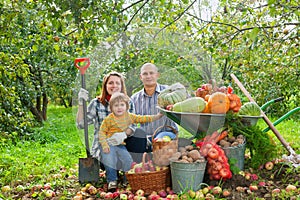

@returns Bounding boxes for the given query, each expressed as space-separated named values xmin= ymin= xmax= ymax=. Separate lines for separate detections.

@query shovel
xmin=75 ymin=58 xmax=100 ymax=183
xmin=230 ymin=73 xmax=300 ymax=167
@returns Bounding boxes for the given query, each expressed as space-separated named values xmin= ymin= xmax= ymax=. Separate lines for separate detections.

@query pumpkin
xmin=158 ymin=83 xmax=187 ymax=108
xmin=207 ymin=92 xmax=230 ymax=114
xmin=227 ymin=93 xmax=242 ymax=112
xmin=202 ymin=102 xmax=210 ymax=113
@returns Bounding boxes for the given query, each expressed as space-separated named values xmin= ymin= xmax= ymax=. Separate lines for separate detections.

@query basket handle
xmin=152 ymin=125 xmax=178 ymax=141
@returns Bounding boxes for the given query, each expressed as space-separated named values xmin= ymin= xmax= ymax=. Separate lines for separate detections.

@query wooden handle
xmin=230 ymin=73 xmax=294 ymax=154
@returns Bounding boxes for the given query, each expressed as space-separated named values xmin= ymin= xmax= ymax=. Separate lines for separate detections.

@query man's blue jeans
xmin=100 ymin=145 xmax=133 ymax=182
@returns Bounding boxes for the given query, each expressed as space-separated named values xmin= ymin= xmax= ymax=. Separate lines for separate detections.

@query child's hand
xmin=103 ymin=147 xmax=110 ymax=153
xmin=158 ymin=112 xmax=164 ymax=118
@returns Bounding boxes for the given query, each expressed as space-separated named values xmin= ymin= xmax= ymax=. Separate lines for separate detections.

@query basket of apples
xmin=125 ymin=152 xmax=171 ymax=195
xmin=152 ymin=125 xmax=178 ymax=166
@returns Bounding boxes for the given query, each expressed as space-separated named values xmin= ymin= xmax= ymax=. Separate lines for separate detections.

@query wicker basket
xmin=125 ymin=153 xmax=171 ymax=195
xmin=152 ymin=125 xmax=178 ymax=166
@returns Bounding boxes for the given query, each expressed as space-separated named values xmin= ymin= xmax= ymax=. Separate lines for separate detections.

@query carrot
xmin=217 ymin=129 xmax=228 ymax=143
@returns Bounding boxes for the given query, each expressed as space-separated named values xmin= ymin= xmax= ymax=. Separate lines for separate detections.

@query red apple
xmin=264 ymin=161 xmax=274 ymax=170
xmin=207 ymin=148 xmax=219 ymax=159
xmin=222 ymin=189 xmax=231 ymax=197
xmin=258 ymin=181 xmax=266 ymax=187
xmin=272 ymin=188 xmax=281 ymax=194
xmin=286 ymin=184 xmax=297 ymax=192
xmin=212 ymin=186 xmax=222 ymax=195
xmin=105 ymin=192 xmax=114 ymax=199
xmin=249 ymin=185 xmax=258 ymax=191
xmin=88 ymin=185 xmax=98 ymax=195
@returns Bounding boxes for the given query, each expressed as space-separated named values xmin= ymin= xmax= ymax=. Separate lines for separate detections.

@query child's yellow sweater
xmin=99 ymin=112 xmax=155 ymax=149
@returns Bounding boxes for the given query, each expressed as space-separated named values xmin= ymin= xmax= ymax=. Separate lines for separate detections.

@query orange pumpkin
xmin=207 ymin=92 xmax=230 ymax=114
xmin=202 ymin=102 xmax=210 ymax=113
xmin=227 ymin=93 xmax=242 ymax=112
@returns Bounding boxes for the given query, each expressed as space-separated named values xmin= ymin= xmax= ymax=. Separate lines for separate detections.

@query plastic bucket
xmin=222 ymin=141 xmax=246 ymax=171
xmin=170 ymin=161 xmax=207 ymax=193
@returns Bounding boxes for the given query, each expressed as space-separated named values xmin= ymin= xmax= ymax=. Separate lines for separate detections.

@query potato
xmin=228 ymin=136 xmax=236 ymax=143
xmin=185 ymin=145 xmax=194 ymax=151
xmin=187 ymin=150 xmax=201 ymax=161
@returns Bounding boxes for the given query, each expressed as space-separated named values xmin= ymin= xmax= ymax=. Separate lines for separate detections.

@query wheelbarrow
xmin=231 ymin=73 xmax=300 ymax=167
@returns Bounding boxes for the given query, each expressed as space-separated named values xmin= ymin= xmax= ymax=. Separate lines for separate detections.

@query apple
xmin=113 ymin=191 xmax=120 ymax=198
xmin=1 ymin=185 xmax=11 ymax=192
xmin=16 ymin=185 xmax=25 ymax=192
xmin=45 ymin=189 xmax=55 ymax=197
xmin=236 ymin=186 xmax=245 ymax=193
xmin=128 ymin=193 xmax=135 ymax=200
xmin=105 ymin=192 xmax=114 ymax=199
xmin=258 ymin=181 xmax=266 ymax=187
xmin=250 ymin=173 xmax=258 ymax=181
xmin=202 ymin=187 xmax=210 ymax=194
xmin=207 ymin=148 xmax=219 ymax=159
xmin=264 ymin=161 xmax=274 ymax=170
xmin=88 ymin=185 xmax=98 ymax=195
xmin=158 ymin=189 xmax=167 ymax=197
xmin=244 ymin=172 xmax=251 ymax=180
xmin=162 ymin=136 xmax=171 ymax=142
xmin=73 ymin=194 xmax=83 ymax=200
xmin=44 ymin=183 xmax=51 ymax=190
xmin=286 ymin=184 xmax=297 ymax=192
xmin=135 ymin=189 xmax=145 ymax=197
xmin=195 ymin=190 xmax=204 ymax=198
xmin=148 ymin=194 xmax=160 ymax=200
xmin=188 ymin=190 xmax=196 ymax=198
xmin=272 ymin=188 xmax=281 ymax=194
xmin=249 ymin=185 xmax=258 ymax=191
xmin=222 ymin=189 xmax=231 ymax=197
xmin=212 ymin=186 xmax=222 ymax=195
xmin=134 ymin=196 xmax=146 ymax=200
xmin=134 ymin=166 xmax=143 ymax=173
xmin=100 ymin=191 xmax=107 ymax=198
xmin=120 ymin=193 xmax=128 ymax=200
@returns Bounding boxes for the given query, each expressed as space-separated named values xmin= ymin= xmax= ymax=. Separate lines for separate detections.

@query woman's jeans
xmin=100 ymin=145 xmax=133 ymax=182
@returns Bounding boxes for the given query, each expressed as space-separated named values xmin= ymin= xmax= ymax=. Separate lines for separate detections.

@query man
xmin=126 ymin=63 xmax=178 ymax=162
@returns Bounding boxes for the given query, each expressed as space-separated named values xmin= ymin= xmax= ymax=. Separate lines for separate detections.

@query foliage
xmin=1 ymin=0 xmax=299 ymax=139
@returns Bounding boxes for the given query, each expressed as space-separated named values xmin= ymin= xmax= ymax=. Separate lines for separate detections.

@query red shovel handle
xmin=75 ymin=58 xmax=90 ymax=75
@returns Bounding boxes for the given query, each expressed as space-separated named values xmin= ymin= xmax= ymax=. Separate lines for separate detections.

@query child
xmin=99 ymin=92 xmax=163 ymax=190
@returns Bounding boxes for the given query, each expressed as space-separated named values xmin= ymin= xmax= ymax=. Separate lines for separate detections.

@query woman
xmin=76 ymin=71 xmax=135 ymax=191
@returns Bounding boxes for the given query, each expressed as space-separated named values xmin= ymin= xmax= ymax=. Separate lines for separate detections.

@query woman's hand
xmin=103 ymin=147 xmax=110 ymax=153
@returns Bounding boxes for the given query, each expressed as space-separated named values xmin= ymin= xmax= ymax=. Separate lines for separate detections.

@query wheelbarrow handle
xmin=75 ymin=58 xmax=90 ymax=75
xmin=260 ymin=97 xmax=284 ymax=111
xmin=230 ymin=73 xmax=294 ymax=155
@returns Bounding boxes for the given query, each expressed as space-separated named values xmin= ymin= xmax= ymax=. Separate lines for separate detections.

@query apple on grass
xmin=286 ymin=184 xmax=297 ymax=192
xmin=44 ymin=189 xmax=55 ymax=197
xmin=120 ymin=193 xmax=128 ymax=200
xmin=264 ymin=161 xmax=274 ymax=170
xmin=135 ymin=189 xmax=145 ymax=197
xmin=1 ymin=185 xmax=11 ymax=192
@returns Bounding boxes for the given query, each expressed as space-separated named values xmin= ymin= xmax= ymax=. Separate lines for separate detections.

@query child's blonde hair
xmin=109 ymin=92 xmax=130 ymax=111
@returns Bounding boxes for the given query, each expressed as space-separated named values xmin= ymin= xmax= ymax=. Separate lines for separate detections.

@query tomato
xmin=207 ymin=147 xmax=219 ymax=159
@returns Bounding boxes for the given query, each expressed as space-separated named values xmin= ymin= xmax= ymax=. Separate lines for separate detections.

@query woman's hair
xmin=98 ymin=71 xmax=127 ymax=105
xmin=109 ymin=92 xmax=130 ymax=111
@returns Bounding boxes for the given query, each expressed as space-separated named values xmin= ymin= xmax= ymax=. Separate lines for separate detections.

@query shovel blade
xmin=79 ymin=157 xmax=100 ymax=184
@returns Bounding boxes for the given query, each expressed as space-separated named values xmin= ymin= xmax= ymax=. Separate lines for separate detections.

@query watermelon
xmin=238 ymin=102 xmax=261 ymax=116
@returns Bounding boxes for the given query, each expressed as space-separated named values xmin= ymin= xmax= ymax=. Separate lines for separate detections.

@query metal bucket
xmin=222 ymin=141 xmax=246 ymax=171
xmin=170 ymin=161 xmax=207 ymax=193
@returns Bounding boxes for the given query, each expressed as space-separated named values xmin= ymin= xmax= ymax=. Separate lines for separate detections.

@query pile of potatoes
xmin=218 ymin=134 xmax=245 ymax=148
xmin=169 ymin=145 xmax=206 ymax=163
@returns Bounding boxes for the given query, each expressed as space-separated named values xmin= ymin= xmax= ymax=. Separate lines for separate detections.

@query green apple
xmin=2 ymin=185 xmax=11 ymax=192
xmin=162 ymin=136 xmax=171 ymax=142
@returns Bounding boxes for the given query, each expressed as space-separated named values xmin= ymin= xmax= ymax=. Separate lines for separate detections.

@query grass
xmin=0 ymin=106 xmax=299 ymax=192
xmin=0 ymin=106 xmax=86 ymax=187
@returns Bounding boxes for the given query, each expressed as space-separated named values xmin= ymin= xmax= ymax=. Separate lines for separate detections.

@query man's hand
xmin=78 ymin=88 xmax=89 ymax=105
xmin=103 ymin=147 xmax=110 ymax=153
xmin=106 ymin=132 xmax=127 ymax=146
